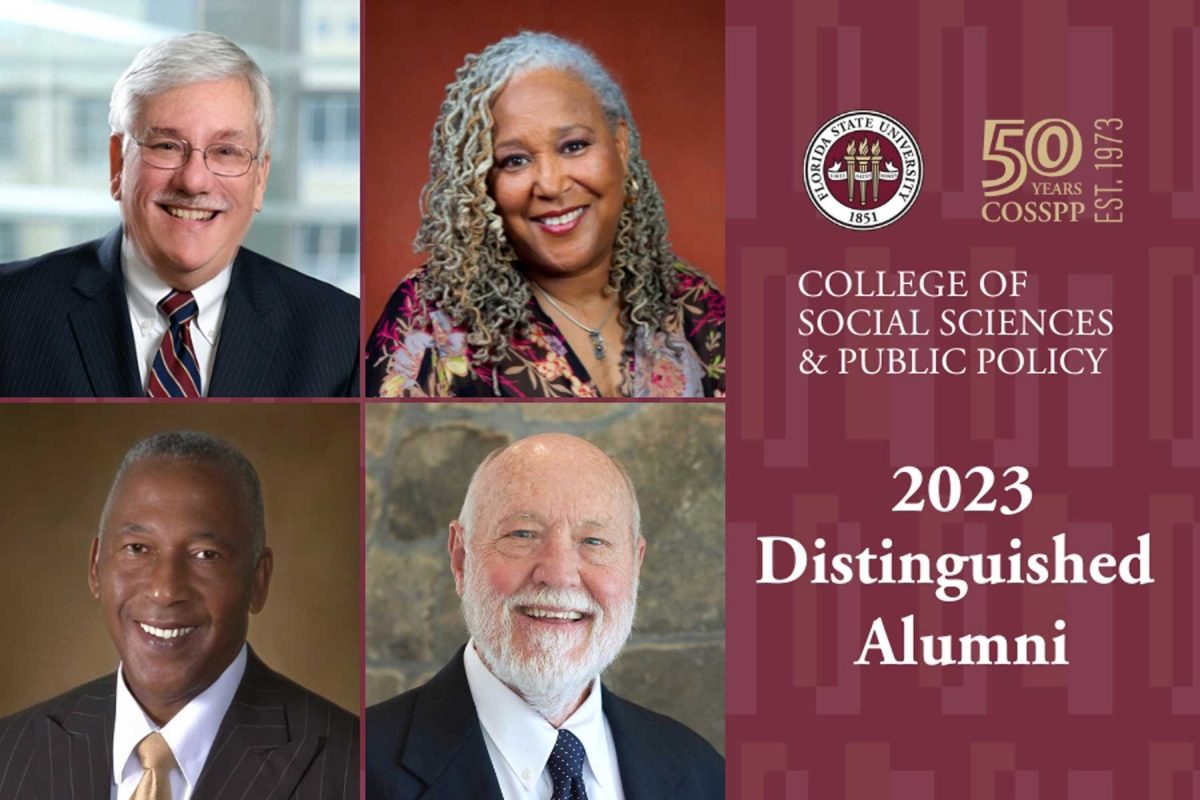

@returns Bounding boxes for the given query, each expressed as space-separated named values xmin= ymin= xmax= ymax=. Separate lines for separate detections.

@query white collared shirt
xmin=464 ymin=640 xmax=626 ymax=800
xmin=121 ymin=235 xmax=231 ymax=395
xmin=110 ymin=644 xmax=247 ymax=800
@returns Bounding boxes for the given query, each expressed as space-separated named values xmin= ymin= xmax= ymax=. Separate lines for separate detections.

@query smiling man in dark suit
xmin=0 ymin=431 xmax=358 ymax=799
xmin=0 ymin=32 xmax=358 ymax=397
xmin=366 ymin=434 xmax=724 ymax=799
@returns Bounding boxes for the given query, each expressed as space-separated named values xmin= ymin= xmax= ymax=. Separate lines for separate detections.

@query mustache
xmin=154 ymin=191 xmax=228 ymax=212
xmin=503 ymin=586 xmax=603 ymax=617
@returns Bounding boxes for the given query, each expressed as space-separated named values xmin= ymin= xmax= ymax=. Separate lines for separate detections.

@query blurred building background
xmin=0 ymin=0 xmax=359 ymax=295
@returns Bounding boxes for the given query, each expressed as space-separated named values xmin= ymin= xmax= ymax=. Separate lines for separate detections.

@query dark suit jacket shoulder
xmin=365 ymin=646 xmax=724 ymax=799
xmin=213 ymin=244 xmax=360 ymax=397
xmin=0 ymin=671 xmax=115 ymax=800
xmin=0 ymin=649 xmax=359 ymax=800
xmin=0 ymin=227 xmax=360 ymax=397
xmin=601 ymin=688 xmax=724 ymax=799
xmin=366 ymin=652 xmax=492 ymax=800
xmin=0 ymin=233 xmax=133 ymax=398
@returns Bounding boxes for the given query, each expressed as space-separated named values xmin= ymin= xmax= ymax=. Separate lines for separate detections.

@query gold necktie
xmin=131 ymin=732 xmax=176 ymax=800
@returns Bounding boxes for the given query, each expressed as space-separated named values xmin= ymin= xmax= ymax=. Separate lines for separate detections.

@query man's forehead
xmin=103 ymin=461 xmax=256 ymax=552
xmin=492 ymin=434 xmax=620 ymax=473
xmin=482 ymin=472 xmax=628 ymax=507
xmin=494 ymin=507 xmax=618 ymax=527
xmin=477 ymin=450 xmax=632 ymax=521
xmin=487 ymin=442 xmax=624 ymax=491
xmin=133 ymin=78 xmax=256 ymax=126
xmin=110 ymin=457 xmax=250 ymax=517
xmin=144 ymin=125 xmax=253 ymax=141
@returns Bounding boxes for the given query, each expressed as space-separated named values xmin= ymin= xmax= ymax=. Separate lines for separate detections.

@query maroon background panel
xmin=727 ymin=0 xmax=1200 ymax=797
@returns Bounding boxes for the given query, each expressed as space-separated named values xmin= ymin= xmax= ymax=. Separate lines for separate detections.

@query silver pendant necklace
xmin=531 ymin=282 xmax=619 ymax=361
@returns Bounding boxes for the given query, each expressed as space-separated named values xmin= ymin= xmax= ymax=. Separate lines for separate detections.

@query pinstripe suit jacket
xmin=0 ymin=649 xmax=360 ymax=799
xmin=0 ymin=227 xmax=360 ymax=397
xmin=364 ymin=646 xmax=725 ymax=799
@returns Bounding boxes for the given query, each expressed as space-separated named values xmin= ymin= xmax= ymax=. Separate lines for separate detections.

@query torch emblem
xmin=829 ymin=138 xmax=900 ymax=206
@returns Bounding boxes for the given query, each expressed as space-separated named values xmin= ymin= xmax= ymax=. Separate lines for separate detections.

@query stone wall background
xmin=365 ymin=402 xmax=725 ymax=752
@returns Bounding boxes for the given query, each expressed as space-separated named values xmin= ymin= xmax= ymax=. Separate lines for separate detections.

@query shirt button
xmin=140 ymin=320 xmax=151 ymax=330
xmin=522 ymin=769 xmax=532 ymax=780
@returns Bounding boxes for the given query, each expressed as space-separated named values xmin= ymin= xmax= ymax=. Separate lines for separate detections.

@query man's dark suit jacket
xmin=0 ymin=648 xmax=359 ymax=799
xmin=365 ymin=646 xmax=724 ymax=799
xmin=0 ymin=227 xmax=359 ymax=397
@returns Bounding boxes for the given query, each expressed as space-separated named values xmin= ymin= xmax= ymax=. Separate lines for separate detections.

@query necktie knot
xmin=158 ymin=290 xmax=198 ymax=328
xmin=548 ymin=728 xmax=588 ymax=800
xmin=133 ymin=732 xmax=176 ymax=799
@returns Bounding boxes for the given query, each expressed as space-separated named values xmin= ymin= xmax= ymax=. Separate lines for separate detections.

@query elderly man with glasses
xmin=0 ymin=32 xmax=359 ymax=397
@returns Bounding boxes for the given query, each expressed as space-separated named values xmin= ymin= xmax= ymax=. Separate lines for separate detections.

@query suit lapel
xmin=604 ymin=689 xmax=686 ymax=800
xmin=194 ymin=649 xmax=319 ymax=800
xmin=42 ymin=674 xmax=115 ymax=800
xmin=207 ymin=250 xmax=277 ymax=396
xmin=67 ymin=228 xmax=140 ymax=396
xmin=401 ymin=647 xmax=504 ymax=799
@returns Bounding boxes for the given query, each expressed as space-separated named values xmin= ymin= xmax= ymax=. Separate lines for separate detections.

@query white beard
xmin=462 ymin=566 xmax=637 ymax=722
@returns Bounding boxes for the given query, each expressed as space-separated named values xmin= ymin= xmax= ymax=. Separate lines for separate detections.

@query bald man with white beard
xmin=365 ymin=434 xmax=724 ymax=800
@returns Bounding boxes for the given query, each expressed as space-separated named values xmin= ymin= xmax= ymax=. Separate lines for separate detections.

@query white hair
xmin=465 ymin=31 xmax=634 ymax=132
xmin=109 ymin=32 xmax=274 ymax=158
xmin=464 ymin=576 xmax=638 ymax=722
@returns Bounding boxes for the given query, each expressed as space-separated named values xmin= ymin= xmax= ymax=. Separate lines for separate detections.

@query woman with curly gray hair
xmin=366 ymin=31 xmax=725 ymax=398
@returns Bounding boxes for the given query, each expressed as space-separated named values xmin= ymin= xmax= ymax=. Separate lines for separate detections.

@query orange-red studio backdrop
xmin=361 ymin=0 xmax=726 ymax=327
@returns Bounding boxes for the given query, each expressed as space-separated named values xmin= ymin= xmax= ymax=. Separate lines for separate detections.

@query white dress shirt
xmin=111 ymin=644 xmax=247 ymax=800
xmin=121 ymin=235 xmax=230 ymax=395
xmin=464 ymin=640 xmax=626 ymax=800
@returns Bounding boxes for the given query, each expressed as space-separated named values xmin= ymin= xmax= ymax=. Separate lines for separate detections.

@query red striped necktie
xmin=147 ymin=290 xmax=203 ymax=398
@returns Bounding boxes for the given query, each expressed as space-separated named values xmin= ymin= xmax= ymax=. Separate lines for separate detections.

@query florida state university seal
xmin=804 ymin=110 xmax=923 ymax=230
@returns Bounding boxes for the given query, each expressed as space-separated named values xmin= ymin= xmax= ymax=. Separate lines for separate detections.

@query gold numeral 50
xmin=982 ymin=119 xmax=1082 ymax=197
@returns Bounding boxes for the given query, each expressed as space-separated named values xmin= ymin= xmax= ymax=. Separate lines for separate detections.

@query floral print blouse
xmin=366 ymin=263 xmax=725 ymax=398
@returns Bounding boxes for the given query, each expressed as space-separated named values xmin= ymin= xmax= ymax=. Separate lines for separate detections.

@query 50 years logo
xmin=803 ymin=110 xmax=923 ymax=230
xmin=980 ymin=117 xmax=1124 ymax=223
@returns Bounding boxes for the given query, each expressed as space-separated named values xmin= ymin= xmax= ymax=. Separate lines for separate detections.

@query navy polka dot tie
xmin=547 ymin=728 xmax=589 ymax=800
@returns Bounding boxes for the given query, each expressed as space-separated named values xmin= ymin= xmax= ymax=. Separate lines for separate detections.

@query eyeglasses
xmin=131 ymin=136 xmax=258 ymax=177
